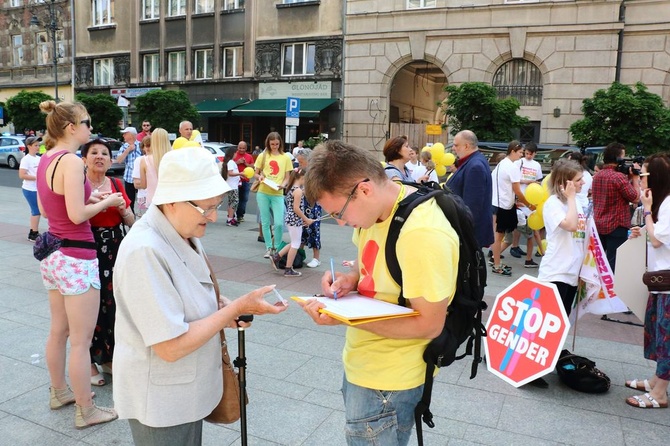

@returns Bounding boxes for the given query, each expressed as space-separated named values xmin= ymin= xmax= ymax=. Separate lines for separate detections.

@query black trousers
xmin=124 ymin=181 xmax=137 ymax=214
xmin=598 ymin=226 xmax=628 ymax=273
xmin=552 ymin=281 xmax=578 ymax=317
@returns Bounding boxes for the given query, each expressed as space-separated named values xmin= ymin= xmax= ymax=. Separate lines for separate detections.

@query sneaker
xmin=237 ymin=216 xmax=245 ymax=222
xmin=524 ymin=259 xmax=539 ymax=268
xmin=509 ymin=247 xmax=522 ymax=258
xmin=257 ymin=236 xmax=265 ymax=243
xmin=488 ymin=250 xmax=504 ymax=260
xmin=284 ymin=268 xmax=302 ymax=277
xmin=306 ymin=259 xmax=321 ymax=268
xmin=535 ymin=250 xmax=543 ymax=257
xmin=28 ymin=230 xmax=39 ymax=242
xmin=229 ymin=218 xmax=239 ymax=226
xmin=492 ymin=266 xmax=512 ymax=276
xmin=226 ymin=219 xmax=234 ymax=227
xmin=488 ymin=258 xmax=510 ymax=267
xmin=269 ymin=254 xmax=281 ymax=271
xmin=264 ymin=249 xmax=272 ymax=258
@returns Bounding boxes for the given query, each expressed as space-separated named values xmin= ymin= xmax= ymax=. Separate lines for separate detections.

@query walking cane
xmin=236 ymin=314 xmax=253 ymax=446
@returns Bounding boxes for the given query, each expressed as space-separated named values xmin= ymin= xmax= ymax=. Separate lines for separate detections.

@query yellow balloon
xmin=432 ymin=142 xmax=445 ymax=152
xmin=542 ymin=174 xmax=551 ymax=192
xmin=243 ymin=167 xmax=255 ymax=179
xmin=527 ymin=211 xmax=544 ymax=230
xmin=525 ymin=183 xmax=545 ymax=206
xmin=435 ymin=164 xmax=447 ymax=177
xmin=442 ymin=152 xmax=456 ymax=167
xmin=535 ymin=201 xmax=544 ymax=218
xmin=541 ymin=239 xmax=548 ymax=254
xmin=429 ymin=146 xmax=444 ymax=163
xmin=421 ymin=146 xmax=431 ymax=152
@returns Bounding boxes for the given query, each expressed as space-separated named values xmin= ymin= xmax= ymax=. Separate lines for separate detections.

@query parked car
xmin=76 ymin=137 xmax=125 ymax=175
xmin=0 ymin=135 xmax=26 ymax=169
xmin=203 ymin=142 xmax=236 ymax=163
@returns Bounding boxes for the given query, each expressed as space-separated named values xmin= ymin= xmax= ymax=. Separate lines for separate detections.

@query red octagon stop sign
xmin=484 ymin=274 xmax=570 ymax=387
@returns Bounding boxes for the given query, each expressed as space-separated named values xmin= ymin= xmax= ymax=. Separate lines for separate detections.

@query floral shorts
xmin=40 ymin=250 xmax=100 ymax=295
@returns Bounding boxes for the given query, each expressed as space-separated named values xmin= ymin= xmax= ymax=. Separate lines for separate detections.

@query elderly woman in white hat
xmin=112 ymin=147 xmax=287 ymax=445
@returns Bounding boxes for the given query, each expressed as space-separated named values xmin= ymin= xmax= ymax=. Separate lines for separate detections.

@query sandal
xmin=50 ymin=386 xmax=75 ymax=410
xmin=625 ymin=378 xmax=652 ymax=392
xmin=75 ymin=403 xmax=118 ymax=428
xmin=626 ymin=393 xmax=668 ymax=409
xmin=91 ymin=372 xmax=106 ymax=386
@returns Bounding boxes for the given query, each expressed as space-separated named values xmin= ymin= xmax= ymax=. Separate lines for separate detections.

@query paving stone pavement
xmin=0 ymin=182 xmax=667 ymax=446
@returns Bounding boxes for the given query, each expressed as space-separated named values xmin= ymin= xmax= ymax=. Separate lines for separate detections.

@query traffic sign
xmin=286 ymin=97 xmax=300 ymax=118
xmin=484 ymin=274 xmax=570 ymax=387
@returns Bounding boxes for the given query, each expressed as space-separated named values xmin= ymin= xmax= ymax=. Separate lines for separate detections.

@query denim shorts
xmin=341 ymin=375 xmax=423 ymax=446
xmin=22 ymin=188 xmax=40 ymax=216
xmin=40 ymin=250 xmax=100 ymax=295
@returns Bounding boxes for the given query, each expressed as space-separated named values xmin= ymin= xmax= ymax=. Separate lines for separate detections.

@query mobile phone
xmin=271 ymin=288 xmax=288 ymax=306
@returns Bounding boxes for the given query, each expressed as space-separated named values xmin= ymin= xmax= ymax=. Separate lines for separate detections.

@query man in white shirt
xmin=510 ymin=142 xmax=543 ymax=267
xmin=490 ymin=141 xmax=535 ymax=275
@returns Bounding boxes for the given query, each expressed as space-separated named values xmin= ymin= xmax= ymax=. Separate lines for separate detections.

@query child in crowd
xmin=19 ymin=136 xmax=42 ymax=241
xmin=222 ymin=146 xmax=241 ymax=226
xmin=271 ymin=168 xmax=314 ymax=277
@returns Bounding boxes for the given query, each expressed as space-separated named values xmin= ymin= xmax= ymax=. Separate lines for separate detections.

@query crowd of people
xmin=17 ymin=99 xmax=669 ymax=445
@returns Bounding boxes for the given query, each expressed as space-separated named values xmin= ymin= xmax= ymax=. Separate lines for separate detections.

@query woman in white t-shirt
xmin=19 ymin=136 xmax=42 ymax=241
xmin=625 ymin=153 xmax=670 ymax=409
xmin=538 ymin=159 xmax=586 ymax=316
xmin=222 ymin=145 xmax=241 ymax=226
xmin=411 ymin=150 xmax=439 ymax=184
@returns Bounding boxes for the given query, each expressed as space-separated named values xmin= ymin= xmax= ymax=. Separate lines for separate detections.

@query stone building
xmin=0 ymin=0 xmax=74 ymax=108
xmin=72 ymin=0 xmax=344 ymax=148
xmin=343 ymin=0 xmax=670 ymax=153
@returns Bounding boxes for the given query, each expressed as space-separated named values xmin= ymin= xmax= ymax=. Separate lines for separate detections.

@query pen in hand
xmin=330 ymin=257 xmax=338 ymax=300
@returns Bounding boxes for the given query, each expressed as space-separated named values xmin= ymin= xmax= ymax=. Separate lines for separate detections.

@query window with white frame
xmin=143 ymin=0 xmax=160 ymax=20
xmin=194 ymin=0 xmax=214 ymax=14
xmin=93 ymin=58 xmax=114 ymax=86
xmin=407 ymin=0 xmax=436 ymax=8
xmin=223 ymin=46 xmax=243 ymax=78
xmin=92 ymin=0 xmax=114 ymax=26
xmin=223 ymin=0 xmax=244 ymax=10
xmin=35 ymin=31 xmax=64 ymax=65
xmin=168 ymin=0 xmax=186 ymax=16
xmin=194 ymin=49 xmax=213 ymax=79
xmin=11 ymin=35 xmax=23 ymax=67
xmin=282 ymin=42 xmax=315 ymax=76
xmin=143 ymin=53 xmax=160 ymax=82
xmin=168 ymin=51 xmax=186 ymax=81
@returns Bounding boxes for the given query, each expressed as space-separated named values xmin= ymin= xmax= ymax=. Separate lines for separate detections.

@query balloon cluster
xmin=524 ymin=174 xmax=551 ymax=231
xmin=421 ymin=143 xmax=456 ymax=177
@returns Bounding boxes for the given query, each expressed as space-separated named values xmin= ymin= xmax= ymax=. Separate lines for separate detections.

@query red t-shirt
xmin=233 ymin=152 xmax=254 ymax=183
xmin=89 ymin=177 xmax=131 ymax=227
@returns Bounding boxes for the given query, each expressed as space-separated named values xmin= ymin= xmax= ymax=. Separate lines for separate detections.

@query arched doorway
xmin=388 ymin=61 xmax=448 ymax=147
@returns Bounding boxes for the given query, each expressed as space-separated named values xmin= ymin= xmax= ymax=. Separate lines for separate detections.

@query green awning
xmin=196 ymin=98 xmax=250 ymax=117
xmin=231 ymin=98 xmax=338 ymax=118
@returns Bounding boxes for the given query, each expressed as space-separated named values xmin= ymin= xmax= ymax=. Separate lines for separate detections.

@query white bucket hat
xmin=152 ymin=147 xmax=231 ymax=205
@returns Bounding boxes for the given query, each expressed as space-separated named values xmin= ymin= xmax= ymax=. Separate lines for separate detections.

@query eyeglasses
xmin=63 ymin=119 xmax=91 ymax=129
xmin=329 ymin=178 xmax=369 ymax=220
xmin=187 ymin=200 xmax=223 ymax=217
xmin=142 ymin=124 xmax=151 ymax=127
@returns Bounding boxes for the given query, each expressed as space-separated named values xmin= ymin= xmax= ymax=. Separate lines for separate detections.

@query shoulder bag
xmin=204 ymin=255 xmax=248 ymax=424
xmin=250 ymin=153 xmax=266 ymax=193
xmin=556 ymin=349 xmax=610 ymax=393
xmin=642 ymin=236 xmax=670 ymax=292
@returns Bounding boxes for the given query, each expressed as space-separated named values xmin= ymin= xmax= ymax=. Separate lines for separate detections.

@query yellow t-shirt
xmin=346 ymin=188 xmax=459 ymax=390
xmin=253 ymin=151 xmax=293 ymax=196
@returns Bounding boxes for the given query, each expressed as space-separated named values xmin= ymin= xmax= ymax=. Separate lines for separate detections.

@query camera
xmin=615 ymin=155 xmax=645 ymax=176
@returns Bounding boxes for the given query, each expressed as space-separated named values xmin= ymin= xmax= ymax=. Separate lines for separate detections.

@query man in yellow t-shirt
xmin=300 ymin=140 xmax=459 ymax=446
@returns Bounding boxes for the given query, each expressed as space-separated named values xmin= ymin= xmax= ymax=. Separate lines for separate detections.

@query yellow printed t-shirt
xmin=254 ymin=152 xmax=293 ymax=196
xmin=346 ymin=188 xmax=459 ymax=390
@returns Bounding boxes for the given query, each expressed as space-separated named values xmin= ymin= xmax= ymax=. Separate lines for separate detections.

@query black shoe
xmin=28 ymin=230 xmax=39 ymax=242
xmin=257 ymin=236 xmax=265 ymax=243
xmin=524 ymin=259 xmax=539 ymax=268
xmin=510 ymin=247 xmax=523 ymax=258
xmin=528 ymin=377 xmax=549 ymax=388
xmin=488 ymin=250 xmax=504 ymax=260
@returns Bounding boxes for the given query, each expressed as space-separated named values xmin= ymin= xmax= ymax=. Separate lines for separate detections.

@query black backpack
xmin=385 ymin=181 xmax=488 ymax=446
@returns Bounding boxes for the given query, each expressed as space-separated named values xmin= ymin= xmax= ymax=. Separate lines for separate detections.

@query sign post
xmin=484 ymin=274 xmax=570 ymax=387
xmin=285 ymin=97 xmax=300 ymax=145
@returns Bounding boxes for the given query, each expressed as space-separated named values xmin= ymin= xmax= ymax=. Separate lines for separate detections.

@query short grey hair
xmin=296 ymin=148 xmax=312 ymax=159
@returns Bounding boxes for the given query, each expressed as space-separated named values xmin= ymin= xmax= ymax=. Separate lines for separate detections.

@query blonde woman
xmin=140 ymin=128 xmax=171 ymax=208
xmin=37 ymin=100 xmax=123 ymax=428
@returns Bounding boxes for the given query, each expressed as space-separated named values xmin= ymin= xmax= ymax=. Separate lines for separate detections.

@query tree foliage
xmin=5 ymin=90 xmax=53 ymax=133
xmin=75 ymin=93 xmax=123 ymax=139
xmin=133 ymin=90 xmax=200 ymax=134
xmin=441 ymin=82 xmax=530 ymax=141
xmin=569 ymin=82 xmax=670 ymax=154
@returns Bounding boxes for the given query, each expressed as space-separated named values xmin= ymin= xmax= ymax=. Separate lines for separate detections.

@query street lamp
xmin=30 ymin=0 xmax=59 ymax=102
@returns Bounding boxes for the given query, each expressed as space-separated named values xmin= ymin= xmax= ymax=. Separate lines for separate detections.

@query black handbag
xmin=643 ymin=270 xmax=670 ymax=292
xmin=556 ymin=350 xmax=610 ymax=394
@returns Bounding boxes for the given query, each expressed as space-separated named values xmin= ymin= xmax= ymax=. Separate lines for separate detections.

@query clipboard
xmin=262 ymin=178 xmax=280 ymax=191
xmin=291 ymin=294 xmax=419 ymax=326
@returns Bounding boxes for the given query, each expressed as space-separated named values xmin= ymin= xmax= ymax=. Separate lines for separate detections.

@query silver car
xmin=0 ymin=135 xmax=26 ymax=169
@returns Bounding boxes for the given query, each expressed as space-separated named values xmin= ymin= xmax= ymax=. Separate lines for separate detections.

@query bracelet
xmin=644 ymin=211 xmax=652 ymax=217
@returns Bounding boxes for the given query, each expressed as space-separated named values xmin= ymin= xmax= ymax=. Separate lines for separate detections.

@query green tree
xmin=76 ymin=93 xmax=123 ymax=139
xmin=5 ymin=90 xmax=53 ymax=133
xmin=569 ymin=82 xmax=670 ymax=154
xmin=441 ymin=82 xmax=530 ymax=141
xmin=133 ymin=90 xmax=200 ymax=134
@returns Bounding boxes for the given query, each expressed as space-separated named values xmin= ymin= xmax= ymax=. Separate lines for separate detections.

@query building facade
xmin=0 ymin=0 xmax=74 ymax=108
xmin=344 ymin=0 xmax=670 ymax=153
xmin=73 ymin=0 xmax=344 ymax=149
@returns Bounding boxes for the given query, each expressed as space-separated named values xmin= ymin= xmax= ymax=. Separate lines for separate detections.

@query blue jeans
xmin=341 ymin=375 xmax=423 ymax=446
xmin=237 ymin=181 xmax=251 ymax=219
xmin=257 ymin=192 xmax=284 ymax=250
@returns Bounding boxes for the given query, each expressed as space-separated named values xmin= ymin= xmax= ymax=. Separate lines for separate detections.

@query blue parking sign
xmin=286 ymin=97 xmax=300 ymax=118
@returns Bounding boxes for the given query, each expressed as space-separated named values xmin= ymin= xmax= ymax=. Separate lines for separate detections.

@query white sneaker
xmin=264 ymin=249 xmax=272 ymax=258
xmin=306 ymin=259 xmax=321 ymax=268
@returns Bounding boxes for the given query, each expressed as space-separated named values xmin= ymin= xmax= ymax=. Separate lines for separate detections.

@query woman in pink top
xmin=139 ymin=127 xmax=171 ymax=208
xmin=37 ymin=100 xmax=125 ymax=428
